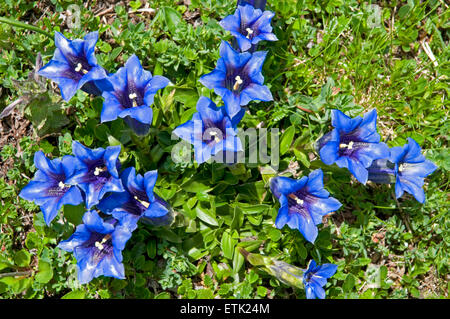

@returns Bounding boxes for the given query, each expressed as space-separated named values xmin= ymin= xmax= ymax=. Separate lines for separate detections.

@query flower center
xmin=398 ymin=163 xmax=405 ymax=172
xmin=134 ymin=196 xmax=150 ymax=209
xmin=305 ymin=272 xmax=313 ymax=282
xmin=93 ymin=166 xmax=107 ymax=176
xmin=339 ymin=141 xmax=354 ymax=150
xmin=94 ymin=234 xmax=111 ymax=251
xmin=288 ymin=193 xmax=304 ymax=205
xmin=75 ymin=63 xmax=89 ymax=74
xmin=245 ymin=27 xmax=254 ymax=39
xmin=128 ymin=93 xmax=138 ymax=107
xmin=233 ymin=75 xmax=243 ymax=91
xmin=58 ymin=181 xmax=70 ymax=189
xmin=209 ymin=130 xmax=222 ymax=143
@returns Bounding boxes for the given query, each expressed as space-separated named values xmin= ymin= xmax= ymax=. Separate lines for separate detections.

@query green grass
xmin=0 ymin=0 xmax=448 ymax=299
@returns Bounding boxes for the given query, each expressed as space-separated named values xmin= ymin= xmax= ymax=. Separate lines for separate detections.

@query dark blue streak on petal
xmin=338 ymin=141 xmax=370 ymax=158
xmin=122 ymin=199 xmax=145 ymax=217
xmin=81 ymin=233 xmax=114 ymax=264
xmin=286 ymin=190 xmax=316 ymax=218
xmin=126 ymin=79 xmax=145 ymax=108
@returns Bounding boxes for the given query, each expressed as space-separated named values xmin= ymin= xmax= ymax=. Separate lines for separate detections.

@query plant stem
xmin=0 ymin=270 xmax=33 ymax=279
xmin=0 ymin=16 xmax=53 ymax=38
xmin=392 ymin=190 xmax=413 ymax=233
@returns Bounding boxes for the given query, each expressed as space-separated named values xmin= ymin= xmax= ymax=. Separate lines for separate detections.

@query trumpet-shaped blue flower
xmin=100 ymin=54 xmax=169 ymax=136
xmin=318 ymin=109 xmax=389 ymax=184
xmin=66 ymin=141 xmax=125 ymax=209
xmin=303 ymin=260 xmax=338 ymax=299
xmin=220 ymin=4 xmax=277 ymax=52
xmin=269 ymin=169 xmax=342 ymax=243
xmin=173 ymin=96 xmax=243 ymax=164
xmin=199 ymin=41 xmax=273 ymax=120
xmin=58 ymin=210 xmax=132 ymax=284
xmin=19 ymin=151 xmax=85 ymax=225
xmin=98 ymin=167 xmax=171 ymax=231
xmin=368 ymin=138 xmax=437 ymax=203
xmin=38 ymin=31 xmax=110 ymax=101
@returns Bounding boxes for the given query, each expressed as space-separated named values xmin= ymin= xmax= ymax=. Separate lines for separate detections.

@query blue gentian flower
xmin=67 ymin=141 xmax=125 ymax=209
xmin=100 ymin=54 xmax=170 ymax=136
xmin=220 ymin=4 xmax=277 ymax=52
xmin=38 ymin=31 xmax=110 ymax=101
xmin=98 ymin=167 xmax=171 ymax=231
xmin=19 ymin=151 xmax=85 ymax=225
xmin=58 ymin=210 xmax=132 ymax=284
xmin=318 ymin=109 xmax=389 ymax=184
xmin=269 ymin=169 xmax=342 ymax=243
xmin=368 ymin=138 xmax=437 ymax=203
xmin=199 ymin=41 xmax=273 ymax=120
xmin=173 ymin=96 xmax=243 ymax=164
xmin=303 ymin=260 xmax=338 ymax=299
xmin=390 ymin=138 xmax=437 ymax=203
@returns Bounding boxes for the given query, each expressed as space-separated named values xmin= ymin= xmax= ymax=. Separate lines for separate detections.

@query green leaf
xmin=63 ymin=204 xmax=85 ymax=226
xmin=35 ymin=260 xmax=53 ymax=284
xmin=110 ymin=47 xmax=123 ymax=60
xmin=147 ymin=239 xmax=156 ymax=259
xmin=257 ymin=286 xmax=268 ymax=297
xmin=195 ymin=205 xmax=218 ymax=226
xmin=232 ymin=247 xmax=245 ymax=274
xmin=153 ymin=228 xmax=182 ymax=243
xmin=238 ymin=203 xmax=270 ymax=215
xmin=196 ymin=288 xmax=214 ymax=299
xmin=181 ymin=177 xmax=212 ymax=193
xmin=25 ymin=232 xmax=42 ymax=252
xmin=27 ymin=93 xmax=70 ymax=137
xmin=268 ymin=228 xmax=281 ymax=242
xmin=174 ymin=88 xmax=199 ymax=108
xmin=162 ymin=7 xmax=183 ymax=34
xmin=61 ymin=290 xmax=86 ymax=299
xmin=14 ymin=249 xmax=31 ymax=267
xmin=155 ymin=292 xmax=171 ymax=299
xmin=343 ymin=273 xmax=356 ymax=293
xmin=294 ymin=149 xmax=310 ymax=168
xmin=221 ymin=231 xmax=236 ymax=260
xmin=280 ymin=125 xmax=296 ymax=155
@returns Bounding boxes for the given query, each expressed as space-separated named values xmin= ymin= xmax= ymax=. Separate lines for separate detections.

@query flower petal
xmin=240 ymin=83 xmax=273 ymax=105
xmin=315 ymin=263 xmax=338 ymax=279
xmin=119 ymin=105 xmax=153 ymax=125
xmin=104 ymin=145 xmax=121 ymax=178
xmin=331 ymin=109 xmax=361 ymax=132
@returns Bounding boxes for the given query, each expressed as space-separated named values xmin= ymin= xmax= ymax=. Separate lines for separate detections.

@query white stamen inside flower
xmin=134 ymin=196 xmax=150 ymax=208
xmin=75 ymin=63 xmax=82 ymax=72
xmin=129 ymin=93 xmax=138 ymax=107
xmin=94 ymin=167 xmax=105 ymax=176
xmin=348 ymin=141 xmax=354 ymax=150
xmin=339 ymin=141 xmax=354 ymax=150
xmin=398 ymin=164 xmax=405 ymax=172
xmin=246 ymin=27 xmax=254 ymax=38
xmin=233 ymin=75 xmax=243 ymax=91
xmin=95 ymin=235 xmax=111 ymax=250
xmin=58 ymin=181 xmax=66 ymax=189
xmin=289 ymin=194 xmax=304 ymax=205
xmin=209 ymin=131 xmax=221 ymax=143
